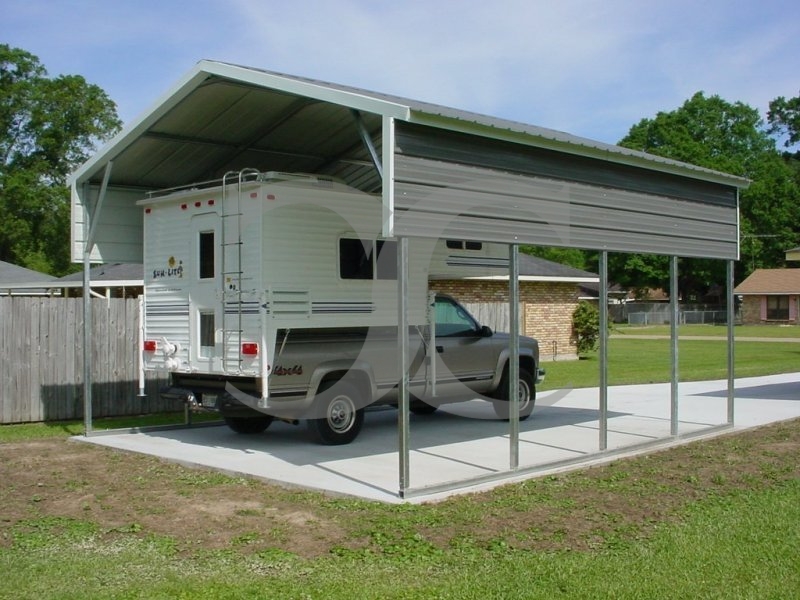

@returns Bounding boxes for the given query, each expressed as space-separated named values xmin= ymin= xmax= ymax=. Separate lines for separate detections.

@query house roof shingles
xmin=734 ymin=269 xmax=800 ymax=295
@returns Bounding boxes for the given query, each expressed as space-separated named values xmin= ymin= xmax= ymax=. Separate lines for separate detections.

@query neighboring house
xmin=0 ymin=263 xmax=143 ymax=298
xmin=734 ymin=269 xmax=800 ymax=324
xmin=0 ymin=261 xmax=58 ymax=295
xmin=430 ymin=254 xmax=598 ymax=361
xmin=786 ymin=247 xmax=800 ymax=262
xmin=51 ymin=263 xmax=143 ymax=298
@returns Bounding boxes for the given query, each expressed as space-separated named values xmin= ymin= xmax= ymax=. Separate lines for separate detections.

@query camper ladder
xmin=220 ymin=169 xmax=259 ymax=372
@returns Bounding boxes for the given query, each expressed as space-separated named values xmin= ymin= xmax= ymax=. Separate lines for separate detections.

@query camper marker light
xmin=143 ymin=340 xmax=157 ymax=352
xmin=242 ymin=342 xmax=259 ymax=356
xmin=194 ymin=201 xmax=201 ymax=207
xmin=180 ymin=203 xmax=187 ymax=210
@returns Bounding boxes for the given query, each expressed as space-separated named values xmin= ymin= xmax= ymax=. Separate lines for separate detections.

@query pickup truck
xmin=164 ymin=295 xmax=544 ymax=445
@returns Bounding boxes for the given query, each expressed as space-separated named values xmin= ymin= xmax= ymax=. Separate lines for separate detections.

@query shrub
xmin=573 ymin=301 xmax=600 ymax=356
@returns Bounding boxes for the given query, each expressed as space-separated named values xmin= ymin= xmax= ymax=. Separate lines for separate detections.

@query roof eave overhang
xmin=465 ymin=275 xmax=600 ymax=283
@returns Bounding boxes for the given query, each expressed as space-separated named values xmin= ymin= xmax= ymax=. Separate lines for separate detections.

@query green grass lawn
xmin=540 ymin=337 xmax=800 ymax=391
xmin=613 ymin=323 xmax=800 ymax=338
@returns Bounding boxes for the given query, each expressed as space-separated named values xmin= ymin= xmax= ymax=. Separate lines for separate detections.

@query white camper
xmin=139 ymin=170 xmax=511 ymax=402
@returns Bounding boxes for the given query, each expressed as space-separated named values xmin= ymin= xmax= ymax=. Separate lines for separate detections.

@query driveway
xmin=79 ymin=372 xmax=800 ymax=503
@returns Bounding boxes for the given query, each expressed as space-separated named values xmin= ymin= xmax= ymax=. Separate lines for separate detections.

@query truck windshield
xmin=435 ymin=297 xmax=479 ymax=337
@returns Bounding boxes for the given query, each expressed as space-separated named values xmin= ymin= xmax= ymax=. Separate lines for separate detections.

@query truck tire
xmin=224 ymin=416 xmax=273 ymax=434
xmin=492 ymin=367 xmax=535 ymax=421
xmin=307 ymin=380 xmax=365 ymax=445
xmin=409 ymin=399 xmax=438 ymax=415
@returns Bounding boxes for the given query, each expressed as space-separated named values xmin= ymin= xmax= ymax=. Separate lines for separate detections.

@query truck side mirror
xmin=480 ymin=325 xmax=493 ymax=337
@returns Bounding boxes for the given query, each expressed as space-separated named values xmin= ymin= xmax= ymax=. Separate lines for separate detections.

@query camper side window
xmin=199 ymin=231 xmax=215 ymax=279
xmin=199 ymin=311 xmax=215 ymax=357
xmin=339 ymin=238 xmax=397 ymax=281
xmin=446 ymin=240 xmax=483 ymax=251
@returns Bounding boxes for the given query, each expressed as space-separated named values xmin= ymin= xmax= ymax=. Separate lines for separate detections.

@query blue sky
xmin=3 ymin=0 xmax=799 ymax=144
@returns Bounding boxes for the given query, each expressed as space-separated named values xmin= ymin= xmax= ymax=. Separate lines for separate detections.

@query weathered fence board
xmin=0 ymin=297 xmax=171 ymax=424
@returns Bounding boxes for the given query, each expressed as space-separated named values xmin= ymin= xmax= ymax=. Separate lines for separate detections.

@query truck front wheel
xmin=492 ymin=367 xmax=535 ymax=421
xmin=307 ymin=380 xmax=365 ymax=445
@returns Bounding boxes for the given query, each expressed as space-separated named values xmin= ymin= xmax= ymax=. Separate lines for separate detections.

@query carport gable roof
xmin=69 ymin=60 xmax=750 ymax=193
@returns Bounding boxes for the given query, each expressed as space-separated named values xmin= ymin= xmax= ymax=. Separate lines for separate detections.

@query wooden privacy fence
xmin=0 ymin=297 xmax=170 ymax=424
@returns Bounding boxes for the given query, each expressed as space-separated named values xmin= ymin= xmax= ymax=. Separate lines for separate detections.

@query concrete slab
xmin=79 ymin=372 xmax=800 ymax=503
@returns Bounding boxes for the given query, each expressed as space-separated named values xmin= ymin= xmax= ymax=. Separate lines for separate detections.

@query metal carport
xmin=69 ymin=60 xmax=749 ymax=498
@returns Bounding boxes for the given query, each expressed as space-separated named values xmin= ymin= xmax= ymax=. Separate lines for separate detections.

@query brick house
xmin=734 ymin=268 xmax=800 ymax=324
xmin=430 ymin=254 xmax=598 ymax=361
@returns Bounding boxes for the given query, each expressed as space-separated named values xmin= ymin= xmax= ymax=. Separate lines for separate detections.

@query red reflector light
xmin=143 ymin=340 xmax=157 ymax=352
xmin=180 ymin=203 xmax=187 ymax=210
xmin=208 ymin=199 xmax=215 ymax=206
xmin=242 ymin=342 xmax=259 ymax=356
xmin=194 ymin=201 xmax=201 ymax=207
xmin=145 ymin=208 xmax=152 ymax=214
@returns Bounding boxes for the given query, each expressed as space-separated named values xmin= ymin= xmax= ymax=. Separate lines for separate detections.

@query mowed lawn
xmin=540 ymin=324 xmax=800 ymax=391
xmin=1 ymin=327 xmax=798 ymax=599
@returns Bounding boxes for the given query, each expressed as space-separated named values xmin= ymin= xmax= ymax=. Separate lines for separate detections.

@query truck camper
xmin=140 ymin=170 xmax=542 ymax=444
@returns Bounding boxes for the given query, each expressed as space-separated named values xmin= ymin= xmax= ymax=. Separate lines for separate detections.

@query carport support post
xmin=509 ymin=244 xmax=520 ymax=469
xmin=397 ymin=236 xmax=411 ymax=495
xmin=599 ymin=251 xmax=608 ymax=451
xmin=670 ymin=256 xmax=679 ymax=436
xmin=727 ymin=260 xmax=735 ymax=424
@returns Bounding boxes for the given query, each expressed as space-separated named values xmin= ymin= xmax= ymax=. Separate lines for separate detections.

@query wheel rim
xmin=327 ymin=394 xmax=356 ymax=434
xmin=517 ymin=378 xmax=531 ymax=412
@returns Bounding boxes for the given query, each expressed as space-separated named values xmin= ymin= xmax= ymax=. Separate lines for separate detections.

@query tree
xmin=615 ymin=92 xmax=800 ymax=298
xmin=768 ymin=91 xmax=800 ymax=148
xmin=0 ymin=44 xmax=121 ymax=274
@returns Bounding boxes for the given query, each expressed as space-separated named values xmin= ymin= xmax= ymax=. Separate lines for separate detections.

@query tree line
xmin=1 ymin=44 xmax=798 ymax=296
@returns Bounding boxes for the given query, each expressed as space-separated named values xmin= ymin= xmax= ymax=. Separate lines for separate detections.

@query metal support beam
xmin=727 ymin=260 xmax=735 ymax=424
xmin=352 ymin=110 xmax=383 ymax=180
xmin=509 ymin=244 xmax=520 ymax=469
xmin=599 ymin=251 xmax=609 ymax=451
xmin=397 ymin=236 xmax=410 ymax=496
xmin=670 ymin=256 xmax=679 ymax=436
xmin=83 ymin=161 xmax=113 ymax=436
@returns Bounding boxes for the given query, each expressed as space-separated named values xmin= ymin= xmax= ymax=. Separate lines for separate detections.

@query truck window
xmin=435 ymin=297 xmax=479 ymax=337
xmin=199 ymin=231 xmax=215 ymax=279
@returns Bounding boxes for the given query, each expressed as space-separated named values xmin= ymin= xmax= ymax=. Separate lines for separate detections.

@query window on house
xmin=339 ymin=238 xmax=397 ymax=280
xmin=199 ymin=231 xmax=215 ymax=279
xmin=766 ymin=295 xmax=789 ymax=320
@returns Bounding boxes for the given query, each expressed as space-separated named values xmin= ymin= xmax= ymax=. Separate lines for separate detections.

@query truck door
xmin=432 ymin=296 xmax=497 ymax=396
xmin=190 ymin=212 xmax=221 ymax=373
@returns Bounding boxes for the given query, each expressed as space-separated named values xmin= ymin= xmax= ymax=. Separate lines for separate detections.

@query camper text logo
xmin=153 ymin=256 xmax=184 ymax=279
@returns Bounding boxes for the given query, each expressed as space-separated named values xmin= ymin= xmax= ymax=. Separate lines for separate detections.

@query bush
xmin=573 ymin=301 xmax=600 ymax=356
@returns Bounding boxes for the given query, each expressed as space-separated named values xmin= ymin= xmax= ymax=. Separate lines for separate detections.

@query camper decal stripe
xmin=446 ymin=256 xmax=509 ymax=269
xmin=145 ymin=302 xmax=190 ymax=317
xmin=312 ymin=302 xmax=375 ymax=314
xmin=224 ymin=301 xmax=261 ymax=315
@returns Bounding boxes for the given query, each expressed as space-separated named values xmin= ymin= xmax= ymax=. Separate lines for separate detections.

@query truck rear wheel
xmin=492 ymin=367 xmax=535 ymax=421
xmin=307 ymin=380 xmax=364 ymax=445
xmin=224 ymin=416 xmax=273 ymax=434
